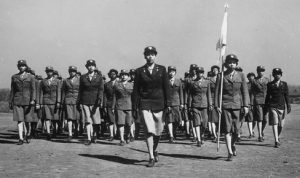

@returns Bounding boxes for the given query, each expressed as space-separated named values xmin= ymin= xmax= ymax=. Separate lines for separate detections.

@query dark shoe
xmin=146 ymin=159 xmax=155 ymax=167
xmin=130 ymin=137 xmax=135 ymax=142
xmin=191 ymin=137 xmax=197 ymax=142
xmin=17 ymin=139 xmax=24 ymax=145
xmin=226 ymin=154 xmax=233 ymax=161
xmin=119 ymin=141 xmax=125 ymax=146
xmin=186 ymin=133 xmax=191 ymax=139
xmin=46 ymin=134 xmax=51 ymax=141
xmin=25 ymin=136 xmax=31 ymax=144
xmin=73 ymin=132 xmax=79 ymax=139
xmin=236 ymin=137 xmax=241 ymax=142
xmin=126 ymin=139 xmax=130 ymax=144
xmin=85 ymin=140 xmax=92 ymax=146
xmin=108 ymin=136 xmax=114 ymax=141
xmin=252 ymin=132 xmax=255 ymax=137
xmin=169 ymin=137 xmax=174 ymax=143
xmin=248 ymin=135 xmax=253 ymax=139
xmin=67 ymin=136 xmax=72 ymax=142
xmin=258 ymin=137 xmax=263 ymax=142
xmin=52 ymin=133 xmax=56 ymax=139
xmin=275 ymin=141 xmax=280 ymax=148
xmin=197 ymin=140 xmax=201 ymax=147
xmin=91 ymin=137 xmax=96 ymax=144
xmin=154 ymin=151 xmax=159 ymax=162
xmin=232 ymin=145 xmax=237 ymax=156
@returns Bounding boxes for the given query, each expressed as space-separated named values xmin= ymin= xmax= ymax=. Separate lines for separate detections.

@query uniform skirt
xmin=142 ymin=110 xmax=164 ymax=136
xmin=65 ymin=105 xmax=80 ymax=121
xmin=181 ymin=108 xmax=189 ymax=121
xmin=245 ymin=109 xmax=254 ymax=122
xmin=221 ymin=109 xmax=240 ymax=134
xmin=269 ymin=108 xmax=285 ymax=126
xmin=253 ymin=105 xmax=268 ymax=122
xmin=81 ymin=105 xmax=101 ymax=124
xmin=32 ymin=108 xmax=42 ymax=122
xmin=106 ymin=108 xmax=116 ymax=124
xmin=42 ymin=105 xmax=60 ymax=121
xmin=13 ymin=105 xmax=33 ymax=122
xmin=191 ymin=108 xmax=208 ymax=127
xmin=165 ymin=106 xmax=181 ymax=124
xmin=116 ymin=110 xmax=132 ymax=126
xmin=208 ymin=108 xmax=219 ymax=123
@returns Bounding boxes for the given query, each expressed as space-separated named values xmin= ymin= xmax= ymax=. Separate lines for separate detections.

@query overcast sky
xmin=1 ymin=0 xmax=299 ymax=87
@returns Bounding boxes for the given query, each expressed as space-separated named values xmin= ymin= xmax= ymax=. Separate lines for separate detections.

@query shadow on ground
xmin=130 ymin=148 xmax=224 ymax=161
xmin=79 ymin=154 xmax=146 ymax=166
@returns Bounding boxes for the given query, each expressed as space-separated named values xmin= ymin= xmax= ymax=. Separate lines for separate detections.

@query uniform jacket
xmin=215 ymin=70 xmax=250 ymax=109
xmin=78 ymin=72 xmax=104 ymax=105
xmin=248 ymin=82 xmax=254 ymax=106
xmin=209 ymin=77 xmax=217 ymax=105
xmin=39 ymin=77 xmax=61 ymax=105
xmin=61 ymin=76 xmax=80 ymax=105
xmin=113 ymin=81 xmax=133 ymax=110
xmin=188 ymin=78 xmax=212 ymax=108
xmin=103 ymin=80 xmax=116 ymax=108
xmin=34 ymin=78 xmax=41 ymax=104
xmin=265 ymin=80 xmax=290 ymax=110
xmin=9 ymin=73 xmax=36 ymax=106
xmin=251 ymin=76 xmax=269 ymax=105
xmin=132 ymin=63 xmax=170 ymax=110
xmin=167 ymin=78 xmax=183 ymax=106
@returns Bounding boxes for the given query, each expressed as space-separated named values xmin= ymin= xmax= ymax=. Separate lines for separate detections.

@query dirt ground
xmin=0 ymin=105 xmax=299 ymax=178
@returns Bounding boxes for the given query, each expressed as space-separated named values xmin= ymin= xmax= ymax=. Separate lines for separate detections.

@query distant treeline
xmin=1 ymin=85 xmax=300 ymax=113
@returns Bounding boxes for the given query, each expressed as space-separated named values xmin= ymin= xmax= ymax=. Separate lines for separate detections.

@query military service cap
xmin=86 ymin=59 xmax=96 ymax=67
xmin=168 ymin=66 xmax=176 ymax=72
xmin=120 ymin=69 xmax=129 ymax=75
xmin=129 ymin=69 xmax=136 ymax=74
xmin=189 ymin=64 xmax=198 ymax=70
xmin=68 ymin=66 xmax=77 ymax=72
xmin=17 ymin=60 xmax=27 ymax=67
xmin=225 ymin=54 xmax=239 ymax=63
xmin=256 ymin=65 xmax=265 ymax=72
xmin=272 ymin=68 xmax=282 ymax=75
xmin=53 ymin=70 xmax=59 ymax=75
xmin=197 ymin=67 xmax=205 ymax=73
xmin=45 ymin=66 xmax=54 ymax=72
xmin=144 ymin=46 xmax=157 ymax=55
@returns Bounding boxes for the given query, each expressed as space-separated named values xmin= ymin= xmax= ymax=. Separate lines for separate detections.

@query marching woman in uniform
xmin=133 ymin=46 xmax=170 ymax=167
xmin=103 ymin=69 xmax=118 ymax=141
xmin=61 ymin=66 xmax=80 ymax=142
xmin=208 ymin=65 xmax=220 ymax=142
xmin=39 ymin=66 xmax=61 ymax=140
xmin=215 ymin=54 xmax=249 ymax=161
xmin=9 ymin=60 xmax=36 ymax=145
xmin=78 ymin=60 xmax=104 ymax=145
xmin=113 ymin=70 xmax=134 ymax=145
xmin=265 ymin=68 xmax=291 ymax=148
xmin=188 ymin=67 xmax=212 ymax=147
xmin=165 ymin=66 xmax=184 ymax=143
xmin=246 ymin=73 xmax=255 ymax=138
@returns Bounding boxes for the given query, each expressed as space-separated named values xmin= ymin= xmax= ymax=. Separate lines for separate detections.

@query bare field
xmin=0 ymin=106 xmax=299 ymax=178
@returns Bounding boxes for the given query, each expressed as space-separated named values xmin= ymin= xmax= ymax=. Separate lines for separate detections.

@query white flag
xmin=217 ymin=3 xmax=229 ymax=59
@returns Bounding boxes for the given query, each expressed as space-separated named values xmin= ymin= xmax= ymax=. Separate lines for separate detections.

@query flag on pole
xmin=216 ymin=3 xmax=229 ymax=62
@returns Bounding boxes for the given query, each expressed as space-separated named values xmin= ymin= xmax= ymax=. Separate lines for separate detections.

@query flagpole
xmin=217 ymin=3 xmax=229 ymax=152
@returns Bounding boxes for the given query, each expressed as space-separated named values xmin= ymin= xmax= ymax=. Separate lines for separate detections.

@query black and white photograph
xmin=0 ymin=0 xmax=299 ymax=177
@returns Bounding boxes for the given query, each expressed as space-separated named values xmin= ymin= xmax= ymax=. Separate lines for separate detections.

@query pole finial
xmin=224 ymin=3 xmax=229 ymax=10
